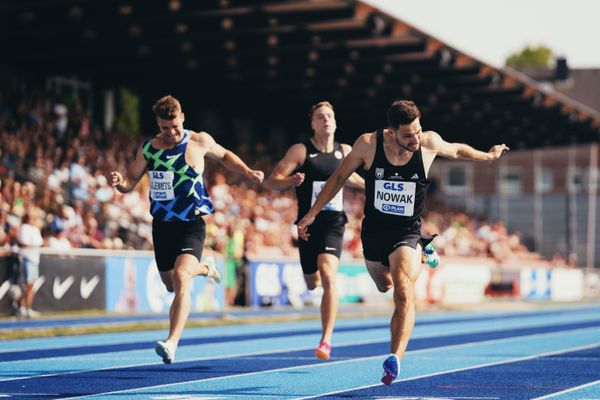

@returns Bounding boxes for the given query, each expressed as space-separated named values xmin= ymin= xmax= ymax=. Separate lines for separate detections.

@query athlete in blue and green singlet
xmin=108 ymin=95 xmax=263 ymax=363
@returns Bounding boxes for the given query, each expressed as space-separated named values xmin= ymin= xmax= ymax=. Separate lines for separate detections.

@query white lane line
xmin=532 ymin=379 xmax=600 ymax=399
xmin=294 ymin=342 xmax=600 ymax=400
xmin=71 ymin=327 xmax=600 ymax=399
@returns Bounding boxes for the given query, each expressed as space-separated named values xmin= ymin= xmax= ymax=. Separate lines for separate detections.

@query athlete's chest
xmin=382 ymin=144 xmax=414 ymax=167
xmin=304 ymin=149 xmax=343 ymax=172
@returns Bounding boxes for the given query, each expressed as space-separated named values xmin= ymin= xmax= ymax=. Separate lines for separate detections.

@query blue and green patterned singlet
xmin=142 ymin=130 xmax=214 ymax=221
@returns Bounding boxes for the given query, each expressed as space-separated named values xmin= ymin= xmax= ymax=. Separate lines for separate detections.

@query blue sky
xmin=363 ymin=0 xmax=600 ymax=68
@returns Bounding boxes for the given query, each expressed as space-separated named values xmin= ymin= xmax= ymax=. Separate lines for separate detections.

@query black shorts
xmin=297 ymin=212 xmax=347 ymax=274
xmin=361 ymin=223 xmax=434 ymax=267
xmin=152 ymin=218 xmax=206 ymax=272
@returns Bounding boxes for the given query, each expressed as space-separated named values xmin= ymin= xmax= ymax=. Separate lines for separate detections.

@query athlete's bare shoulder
xmin=288 ymin=142 xmax=307 ymax=152
xmin=345 ymin=132 xmax=376 ymax=167
xmin=188 ymin=130 xmax=215 ymax=146
xmin=419 ymin=130 xmax=442 ymax=152
xmin=354 ymin=131 xmax=377 ymax=151
xmin=283 ymin=142 xmax=307 ymax=164
xmin=188 ymin=130 xmax=208 ymax=140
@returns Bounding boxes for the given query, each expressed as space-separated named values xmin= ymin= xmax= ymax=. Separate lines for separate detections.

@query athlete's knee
xmin=172 ymin=268 xmax=192 ymax=291
xmin=320 ymin=272 xmax=336 ymax=291
xmin=393 ymin=285 xmax=413 ymax=307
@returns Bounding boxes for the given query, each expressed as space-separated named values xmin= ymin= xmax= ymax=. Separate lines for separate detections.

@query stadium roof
xmin=3 ymin=0 xmax=600 ymax=149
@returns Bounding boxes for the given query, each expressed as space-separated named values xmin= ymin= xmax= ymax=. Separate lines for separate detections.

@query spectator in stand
xmin=17 ymin=213 xmax=44 ymax=318
xmin=0 ymin=210 xmax=9 ymax=247
xmin=224 ymin=222 xmax=245 ymax=306
xmin=0 ymin=84 xmax=549 ymax=267
xmin=47 ymin=225 xmax=72 ymax=250
xmin=82 ymin=216 xmax=104 ymax=249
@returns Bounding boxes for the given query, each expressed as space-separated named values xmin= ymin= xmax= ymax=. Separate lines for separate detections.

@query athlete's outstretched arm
xmin=263 ymin=143 xmax=306 ymax=191
xmin=204 ymin=133 xmax=264 ymax=183
xmin=425 ymin=131 xmax=509 ymax=161
xmin=107 ymin=147 xmax=147 ymax=193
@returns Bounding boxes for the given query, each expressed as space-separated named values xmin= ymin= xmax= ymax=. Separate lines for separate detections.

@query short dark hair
xmin=387 ymin=100 xmax=421 ymax=129
xmin=309 ymin=101 xmax=334 ymax=120
xmin=152 ymin=95 xmax=182 ymax=120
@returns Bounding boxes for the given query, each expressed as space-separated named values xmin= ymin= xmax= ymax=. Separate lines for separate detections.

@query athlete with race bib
xmin=264 ymin=101 xmax=364 ymax=360
xmin=107 ymin=95 xmax=264 ymax=364
xmin=298 ymin=100 xmax=508 ymax=384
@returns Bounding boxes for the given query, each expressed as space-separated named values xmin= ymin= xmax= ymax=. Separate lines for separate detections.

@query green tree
xmin=506 ymin=45 xmax=553 ymax=68
xmin=115 ymin=87 xmax=140 ymax=136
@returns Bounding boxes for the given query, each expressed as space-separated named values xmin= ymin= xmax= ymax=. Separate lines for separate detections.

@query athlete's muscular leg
xmin=315 ymin=253 xmax=339 ymax=344
xmin=365 ymin=259 xmax=393 ymax=293
xmin=159 ymin=254 xmax=210 ymax=345
xmin=387 ymin=244 xmax=422 ymax=358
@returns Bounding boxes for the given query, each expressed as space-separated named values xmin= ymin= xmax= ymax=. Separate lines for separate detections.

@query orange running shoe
xmin=315 ymin=341 xmax=331 ymax=360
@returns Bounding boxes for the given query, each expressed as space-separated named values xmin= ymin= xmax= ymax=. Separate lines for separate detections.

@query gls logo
xmin=152 ymin=171 xmax=164 ymax=179
xmin=383 ymin=182 xmax=404 ymax=191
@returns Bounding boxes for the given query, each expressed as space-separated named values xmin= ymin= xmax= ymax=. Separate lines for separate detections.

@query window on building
xmin=443 ymin=164 xmax=469 ymax=194
xmin=535 ymin=168 xmax=554 ymax=193
xmin=499 ymin=166 xmax=522 ymax=195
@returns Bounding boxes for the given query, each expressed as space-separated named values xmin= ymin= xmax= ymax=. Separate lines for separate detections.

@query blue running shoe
xmin=381 ymin=354 xmax=399 ymax=385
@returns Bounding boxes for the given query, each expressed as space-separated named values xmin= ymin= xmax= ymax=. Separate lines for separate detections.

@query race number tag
xmin=374 ymin=180 xmax=416 ymax=216
xmin=149 ymin=171 xmax=175 ymax=201
xmin=312 ymin=181 xmax=343 ymax=211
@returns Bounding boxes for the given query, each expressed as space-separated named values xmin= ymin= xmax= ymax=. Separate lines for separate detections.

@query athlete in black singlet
xmin=264 ymin=101 xmax=364 ymax=360
xmin=298 ymin=100 xmax=508 ymax=384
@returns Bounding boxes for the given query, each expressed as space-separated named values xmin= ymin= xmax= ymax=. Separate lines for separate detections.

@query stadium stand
xmin=0 ymin=83 xmax=547 ymax=267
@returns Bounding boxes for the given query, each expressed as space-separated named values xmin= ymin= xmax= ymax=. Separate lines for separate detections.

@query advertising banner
xmin=248 ymin=260 xmax=308 ymax=308
xmin=248 ymin=259 xmax=384 ymax=307
xmin=35 ymin=254 xmax=106 ymax=312
xmin=550 ymin=268 xmax=584 ymax=301
xmin=415 ymin=257 xmax=494 ymax=304
xmin=0 ymin=255 xmax=20 ymax=315
xmin=105 ymin=255 xmax=225 ymax=313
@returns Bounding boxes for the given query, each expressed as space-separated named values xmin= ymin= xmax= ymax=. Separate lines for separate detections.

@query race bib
xmin=312 ymin=181 xmax=343 ymax=211
xmin=149 ymin=170 xmax=175 ymax=201
xmin=374 ymin=180 xmax=416 ymax=216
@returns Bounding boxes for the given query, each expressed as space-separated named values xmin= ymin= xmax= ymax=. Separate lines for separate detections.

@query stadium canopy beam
xmin=1 ymin=0 xmax=598 ymax=149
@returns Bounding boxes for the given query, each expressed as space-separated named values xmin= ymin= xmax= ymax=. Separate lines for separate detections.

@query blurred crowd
xmin=0 ymin=86 xmax=549 ymax=269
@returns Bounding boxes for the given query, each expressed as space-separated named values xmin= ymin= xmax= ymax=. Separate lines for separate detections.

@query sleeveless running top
xmin=142 ymin=130 xmax=214 ymax=221
xmin=295 ymin=139 xmax=346 ymax=222
xmin=362 ymin=129 xmax=429 ymax=231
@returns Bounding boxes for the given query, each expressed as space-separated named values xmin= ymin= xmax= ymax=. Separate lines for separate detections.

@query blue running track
xmin=0 ymin=304 xmax=599 ymax=399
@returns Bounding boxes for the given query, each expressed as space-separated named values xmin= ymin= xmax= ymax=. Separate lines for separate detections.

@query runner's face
xmin=393 ymin=118 xmax=422 ymax=152
xmin=311 ymin=106 xmax=336 ymax=137
xmin=157 ymin=113 xmax=185 ymax=144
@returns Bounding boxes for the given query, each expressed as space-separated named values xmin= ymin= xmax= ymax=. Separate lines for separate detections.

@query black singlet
xmin=362 ymin=129 xmax=429 ymax=232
